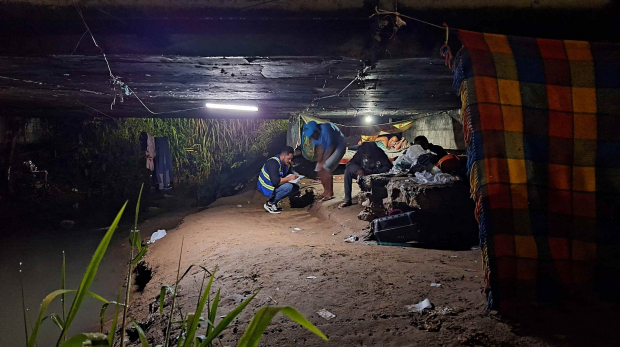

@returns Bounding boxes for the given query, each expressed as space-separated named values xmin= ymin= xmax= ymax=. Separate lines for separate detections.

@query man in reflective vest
xmin=258 ymin=146 xmax=300 ymax=214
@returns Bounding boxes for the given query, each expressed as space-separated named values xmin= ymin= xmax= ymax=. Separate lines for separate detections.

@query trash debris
xmin=71 ymin=188 xmax=78 ymax=192
xmin=435 ymin=306 xmax=454 ymax=315
xmin=464 ymin=269 xmax=478 ymax=272
xmin=317 ymin=309 xmax=336 ymax=320
xmin=306 ymin=276 xmax=317 ymax=279
xmin=237 ymin=205 xmax=243 ymax=208
xmin=292 ymin=228 xmax=302 ymax=233
xmin=148 ymin=229 xmax=167 ymax=244
xmin=407 ymin=298 xmax=433 ymax=313
xmin=470 ymin=246 xmax=480 ymax=250
xmin=450 ymin=255 xmax=458 ymax=258
xmin=430 ymin=283 xmax=441 ymax=287
xmin=344 ymin=235 xmax=358 ymax=243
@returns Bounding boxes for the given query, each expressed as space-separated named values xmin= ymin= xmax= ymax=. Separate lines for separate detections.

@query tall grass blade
xmin=134 ymin=183 xmax=144 ymax=232
xmin=107 ymin=287 xmax=123 ymax=346
xmin=121 ymin=184 xmax=144 ymax=347
xmin=28 ymin=289 xmax=74 ymax=347
xmin=164 ymin=237 xmax=185 ymax=347
xmin=237 ymin=306 xmax=328 ymax=347
xmin=20 ymin=262 xmax=28 ymax=347
xmin=99 ymin=300 xmax=124 ymax=334
xmin=130 ymin=320 xmax=150 ymax=347
xmin=176 ymin=265 xmax=212 ymax=286
xmin=158 ymin=286 xmax=175 ymax=315
xmin=184 ymin=270 xmax=216 ymax=347
xmin=61 ymin=251 xmax=66 ymax=322
xmin=57 ymin=201 xmax=128 ymax=344
xmin=58 ymin=333 xmax=108 ymax=347
xmin=131 ymin=247 xmax=148 ymax=266
xmin=29 ymin=288 xmax=110 ymax=347
xmin=206 ymin=289 xmax=221 ymax=338
xmin=199 ymin=291 xmax=259 ymax=347
xmin=42 ymin=314 xmax=64 ymax=331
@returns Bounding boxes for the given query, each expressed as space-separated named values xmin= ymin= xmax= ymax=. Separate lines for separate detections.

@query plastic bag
xmin=408 ymin=171 xmax=455 ymax=185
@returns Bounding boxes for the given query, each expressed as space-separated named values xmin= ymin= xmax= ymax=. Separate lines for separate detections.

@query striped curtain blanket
xmin=453 ymin=30 xmax=620 ymax=311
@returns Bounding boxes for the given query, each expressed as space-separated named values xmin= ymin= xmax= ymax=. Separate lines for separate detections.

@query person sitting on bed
xmin=353 ymin=135 xmax=406 ymax=150
xmin=413 ymin=135 xmax=448 ymax=158
xmin=338 ymin=142 xmax=392 ymax=208
xmin=304 ymin=120 xmax=346 ymax=202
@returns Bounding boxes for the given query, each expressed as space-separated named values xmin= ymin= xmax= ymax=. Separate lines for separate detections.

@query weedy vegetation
xmin=22 ymin=186 xmax=328 ymax=347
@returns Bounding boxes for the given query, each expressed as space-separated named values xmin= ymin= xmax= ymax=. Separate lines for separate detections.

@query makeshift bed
xmin=339 ymin=148 xmax=405 ymax=165
xmin=287 ymin=114 xmax=414 ymax=163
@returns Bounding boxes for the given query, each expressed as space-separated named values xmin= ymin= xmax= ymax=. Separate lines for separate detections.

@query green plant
xmin=25 ymin=186 xmax=328 ymax=347
xmin=27 ymin=201 xmax=127 ymax=347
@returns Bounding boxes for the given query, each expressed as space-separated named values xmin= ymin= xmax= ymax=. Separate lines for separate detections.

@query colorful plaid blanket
xmin=453 ymin=30 xmax=620 ymax=311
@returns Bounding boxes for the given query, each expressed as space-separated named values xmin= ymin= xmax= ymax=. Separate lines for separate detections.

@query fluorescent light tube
xmin=205 ymin=103 xmax=258 ymax=112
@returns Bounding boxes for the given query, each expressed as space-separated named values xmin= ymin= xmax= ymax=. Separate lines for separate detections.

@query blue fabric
xmin=269 ymin=182 xmax=300 ymax=204
xmin=312 ymin=123 xmax=344 ymax=152
xmin=154 ymin=137 xmax=173 ymax=188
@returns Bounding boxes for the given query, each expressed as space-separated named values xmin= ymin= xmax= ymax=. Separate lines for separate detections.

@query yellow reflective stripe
xmin=261 ymin=166 xmax=270 ymax=180
xmin=258 ymin=176 xmax=274 ymax=190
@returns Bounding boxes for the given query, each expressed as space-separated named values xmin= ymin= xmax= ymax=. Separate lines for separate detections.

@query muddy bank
xmin=122 ymin=185 xmax=556 ymax=347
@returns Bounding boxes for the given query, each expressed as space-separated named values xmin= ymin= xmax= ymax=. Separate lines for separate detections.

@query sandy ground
xmin=124 ymin=179 xmax=594 ymax=347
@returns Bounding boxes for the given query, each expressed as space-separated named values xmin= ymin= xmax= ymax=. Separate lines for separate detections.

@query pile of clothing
xmin=389 ymin=145 xmax=460 ymax=185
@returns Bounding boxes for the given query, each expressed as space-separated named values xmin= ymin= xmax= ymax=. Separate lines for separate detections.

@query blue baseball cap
xmin=303 ymin=121 xmax=319 ymax=137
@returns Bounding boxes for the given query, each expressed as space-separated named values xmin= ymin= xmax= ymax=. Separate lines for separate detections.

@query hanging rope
xmin=369 ymin=7 xmax=445 ymax=29
xmin=74 ymin=4 xmax=205 ymax=115
xmin=440 ymin=23 xmax=454 ymax=69
xmin=370 ymin=7 xmax=455 ymax=70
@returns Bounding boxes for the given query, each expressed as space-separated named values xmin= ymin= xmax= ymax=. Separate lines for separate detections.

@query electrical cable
xmin=74 ymin=4 xmax=206 ymax=115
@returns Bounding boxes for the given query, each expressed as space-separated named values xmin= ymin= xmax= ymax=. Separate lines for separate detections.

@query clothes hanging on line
xmin=146 ymin=134 xmax=156 ymax=171
xmin=154 ymin=136 xmax=173 ymax=190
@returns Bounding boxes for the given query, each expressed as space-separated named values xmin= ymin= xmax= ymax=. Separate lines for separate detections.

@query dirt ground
xmin=125 ymin=178 xmax=611 ymax=347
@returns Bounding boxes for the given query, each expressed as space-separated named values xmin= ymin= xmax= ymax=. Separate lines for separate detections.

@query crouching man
xmin=257 ymin=146 xmax=300 ymax=214
xmin=338 ymin=142 xmax=392 ymax=208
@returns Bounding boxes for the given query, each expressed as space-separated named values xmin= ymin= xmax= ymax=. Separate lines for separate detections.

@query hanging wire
xmin=369 ymin=6 xmax=446 ymax=30
xmin=74 ymin=4 xmax=205 ymax=115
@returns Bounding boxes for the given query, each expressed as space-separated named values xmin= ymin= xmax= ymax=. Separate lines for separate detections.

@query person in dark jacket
xmin=413 ymin=135 xmax=448 ymax=159
xmin=338 ymin=142 xmax=392 ymax=208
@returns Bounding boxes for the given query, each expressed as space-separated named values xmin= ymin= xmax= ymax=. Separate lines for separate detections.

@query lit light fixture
xmin=205 ymin=103 xmax=258 ymax=112
xmin=364 ymin=115 xmax=374 ymax=124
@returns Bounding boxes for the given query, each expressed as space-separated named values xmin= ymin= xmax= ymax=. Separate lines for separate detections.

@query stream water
xmin=0 ymin=221 xmax=130 ymax=346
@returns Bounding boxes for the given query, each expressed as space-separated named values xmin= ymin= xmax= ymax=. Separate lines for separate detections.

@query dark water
xmin=0 ymin=222 xmax=130 ymax=346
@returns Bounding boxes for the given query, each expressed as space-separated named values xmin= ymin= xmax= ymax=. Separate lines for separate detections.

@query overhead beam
xmin=0 ymin=55 xmax=460 ymax=119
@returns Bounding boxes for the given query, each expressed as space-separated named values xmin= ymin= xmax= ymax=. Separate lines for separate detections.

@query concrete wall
xmin=404 ymin=110 xmax=465 ymax=151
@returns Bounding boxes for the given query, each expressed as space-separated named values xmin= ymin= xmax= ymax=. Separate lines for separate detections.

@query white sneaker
xmin=264 ymin=202 xmax=281 ymax=214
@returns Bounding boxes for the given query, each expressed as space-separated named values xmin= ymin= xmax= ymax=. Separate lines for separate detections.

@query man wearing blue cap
xmin=303 ymin=120 xmax=346 ymax=201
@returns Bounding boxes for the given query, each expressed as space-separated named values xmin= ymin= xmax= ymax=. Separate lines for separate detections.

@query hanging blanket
xmin=454 ymin=30 xmax=620 ymax=311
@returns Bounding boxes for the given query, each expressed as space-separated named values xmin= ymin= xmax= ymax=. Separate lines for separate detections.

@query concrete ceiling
xmin=0 ymin=55 xmax=459 ymax=119
xmin=0 ymin=0 xmax=618 ymax=119
xmin=1 ymin=0 xmax=612 ymax=10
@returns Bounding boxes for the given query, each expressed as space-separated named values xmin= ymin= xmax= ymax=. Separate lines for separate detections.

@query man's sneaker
xmin=276 ymin=201 xmax=283 ymax=211
xmin=264 ymin=202 xmax=281 ymax=214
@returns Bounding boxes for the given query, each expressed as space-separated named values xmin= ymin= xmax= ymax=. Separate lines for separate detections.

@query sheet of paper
xmin=287 ymin=174 xmax=304 ymax=184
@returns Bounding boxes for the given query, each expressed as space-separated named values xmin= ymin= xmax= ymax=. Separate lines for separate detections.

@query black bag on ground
xmin=372 ymin=209 xmax=422 ymax=243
